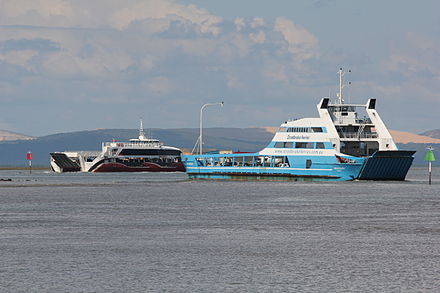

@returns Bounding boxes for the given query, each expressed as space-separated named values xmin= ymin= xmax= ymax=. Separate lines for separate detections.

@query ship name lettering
xmin=287 ymin=135 xmax=310 ymax=140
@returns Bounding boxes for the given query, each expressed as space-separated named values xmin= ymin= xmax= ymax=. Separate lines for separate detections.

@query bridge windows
xmin=279 ymin=127 xmax=326 ymax=133
xmin=288 ymin=127 xmax=310 ymax=133
xmin=311 ymin=127 xmax=323 ymax=133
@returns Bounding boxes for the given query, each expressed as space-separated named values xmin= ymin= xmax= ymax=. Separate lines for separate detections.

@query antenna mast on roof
xmin=139 ymin=118 xmax=147 ymax=140
xmin=337 ymin=68 xmax=351 ymax=104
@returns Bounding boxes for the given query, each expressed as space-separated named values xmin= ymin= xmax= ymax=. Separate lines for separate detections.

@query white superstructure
xmin=182 ymin=68 xmax=414 ymax=181
xmin=262 ymin=69 xmax=397 ymax=159
xmin=50 ymin=120 xmax=184 ymax=173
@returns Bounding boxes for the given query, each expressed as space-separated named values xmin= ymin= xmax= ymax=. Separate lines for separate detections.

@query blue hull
xmin=182 ymin=150 xmax=415 ymax=181
xmin=182 ymin=153 xmax=363 ymax=181
xmin=188 ymin=174 xmax=342 ymax=181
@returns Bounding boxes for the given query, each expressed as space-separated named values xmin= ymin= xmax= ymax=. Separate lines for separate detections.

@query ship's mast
xmin=337 ymin=68 xmax=351 ymax=104
xmin=338 ymin=68 xmax=343 ymax=104
xmin=139 ymin=118 xmax=147 ymax=140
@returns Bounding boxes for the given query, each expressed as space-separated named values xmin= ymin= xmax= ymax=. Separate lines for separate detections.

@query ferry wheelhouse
xmin=50 ymin=121 xmax=185 ymax=173
xmin=182 ymin=69 xmax=415 ymax=181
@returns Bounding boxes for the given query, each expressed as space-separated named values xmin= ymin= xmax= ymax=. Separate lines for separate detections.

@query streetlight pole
xmin=199 ymin=101 xmax=224 ymax=155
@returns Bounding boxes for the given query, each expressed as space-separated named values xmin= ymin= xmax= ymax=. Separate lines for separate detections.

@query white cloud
xmin=0 ymin=1 xmax=321 ymax=77
xmin=384 ymin=54 xmax=421 ymax=73
xmin=0 ymin=0 xmax=328 ymax=134
xmin=140 ymin=55 xmax=156 ymax=72
xmin=111 ymin=0 xmax=222 ymax=34
xmin=249 ymin=31 xmax=266 ymax=44
xmin=0 ymin=0 xmax=74 ymax=21
xmin=0 ymin=0 xmax=223 ymax=35
xmin=225 ymin=72 xmax=243 ymax=89
xmin=142 ymin=76 xmax=175 ymax=95
xmin=250 ymin=17 xmax=265 ymax=28
xmin=234 ymin=18 xmax=245 ymax=31
xmin=43 ymin=48 xmax=133 ymax=78
xmin=383 ymin=32 xmax=440 ymax=77
xmin=231 ymin=34 xmax=250 ymax=57
xmin=404 ymin=32 xmax=437 ymax=51
xmin=176 ymin=39 xmax=218 ymax=57
xmin=356 ymin=81 xmax=402 ymax=96
xmin=0 ymin=50 xmax=38 ymax=69
xmin=274 ymin=17 xmax=319 ymax=61
xmin=264 ymin=63 xmax=289 ymax=82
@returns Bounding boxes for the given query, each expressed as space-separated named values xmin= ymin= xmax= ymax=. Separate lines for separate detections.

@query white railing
xmin=334 ymin=118 xmax=372 ymax=125
xmin=103 ymin=142 xmax=162 ymax=148
xmin=338 ymin=132 xmax=378 ymax=139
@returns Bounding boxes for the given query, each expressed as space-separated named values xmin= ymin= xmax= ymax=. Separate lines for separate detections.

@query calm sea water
xmin=1 ymin=167 xmax=439 ymax=292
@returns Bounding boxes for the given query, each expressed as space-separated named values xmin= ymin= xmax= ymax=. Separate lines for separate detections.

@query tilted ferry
xmin=182 ymin=69 xmax=415 ymax=181
xmin=50 ymin=121 xmax=185 ymax=173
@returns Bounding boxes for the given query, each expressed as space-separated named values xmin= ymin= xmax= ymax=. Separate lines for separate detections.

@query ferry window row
xmin=331 ymin=106 xmax=355 ymax=112
xmin=196 ymin=156 xmax=292 ymax=168
xmin=279 ymin=127 xmax=324 ymax=133
xmin=273 ymin=142 xmax=327 ymax=149
xmin=194 ymin=155 xmax=314 ymax=169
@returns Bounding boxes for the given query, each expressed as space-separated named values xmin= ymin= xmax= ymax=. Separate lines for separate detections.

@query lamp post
xmin=199 ymin=101 xmax=224 ymax=155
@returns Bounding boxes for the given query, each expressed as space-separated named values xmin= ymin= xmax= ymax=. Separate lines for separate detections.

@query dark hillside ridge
xmin=420 ymin=129 xmax=440 ymax=139
xmin=396 ymin=143 xmax=439 ymax=166
xmin=0 ymin=128 xmax=273 ymax=166
xmin=0 ymin=127 xmax=437 ymax=167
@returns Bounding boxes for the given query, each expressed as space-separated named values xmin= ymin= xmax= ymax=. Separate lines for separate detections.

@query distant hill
xmin=0 ymin=130 xmax=34 ymax=141
xmin=0 ymin=127 xmax=437 ymax=167
xmin=0 ymin=128 xmax=273 ymax=166
xmin=264 ymin=127 xmax=440 ymax=144
xmin=420 ymin=129 xmax=440 ymax=139
xmin=397 ymin=143 xmax=440 ymax=166
xmin=389 ymin=130 xmax=440 ymax=144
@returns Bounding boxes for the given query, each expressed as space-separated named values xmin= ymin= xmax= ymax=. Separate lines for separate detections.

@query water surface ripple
xmin=0 ymin=167 xmax=439 ymax=292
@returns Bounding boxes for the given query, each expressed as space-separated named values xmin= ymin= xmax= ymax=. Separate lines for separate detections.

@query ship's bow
xmin=357 ymin=150 xmax=415 ymax=180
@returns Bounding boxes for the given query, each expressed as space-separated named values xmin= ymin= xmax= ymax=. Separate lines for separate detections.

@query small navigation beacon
xmin=424 ymin=146 xmax=436 ymax=185
xmin=27 ymin=151 xmax=33 ymax=174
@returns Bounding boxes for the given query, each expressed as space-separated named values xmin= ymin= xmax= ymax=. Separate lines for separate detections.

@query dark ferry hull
xmin=50 ymin=120 xmax=185 ymax=173
xmin=92 ymin=162 xmax=185 ymax=173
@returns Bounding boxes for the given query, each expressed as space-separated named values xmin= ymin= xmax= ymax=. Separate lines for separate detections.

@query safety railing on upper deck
xmin=338 ymin=132 xmax=378 ymax=139
xmin=333 ymin=118 xmax=373 ymax=125
xmin=103 ymin=142 xmax=163 ymax=148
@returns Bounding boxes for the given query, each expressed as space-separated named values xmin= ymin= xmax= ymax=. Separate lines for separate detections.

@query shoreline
xmin=0 ymin=166 xmax=51 ymax=170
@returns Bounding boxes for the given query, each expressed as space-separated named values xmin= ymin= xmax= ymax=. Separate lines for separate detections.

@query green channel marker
xmin=425 ymin=146 xmax=436 ymax=185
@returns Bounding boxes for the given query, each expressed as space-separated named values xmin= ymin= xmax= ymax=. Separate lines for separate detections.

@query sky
xmin=0 ymin=0 xmax=439 ymax=136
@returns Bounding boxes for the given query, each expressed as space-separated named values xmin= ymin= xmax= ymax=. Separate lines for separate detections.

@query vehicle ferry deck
xmin=50 ymin=121 xmax=185 ymax=173
xmin=182 ymin=69 xmax=415 ymax=181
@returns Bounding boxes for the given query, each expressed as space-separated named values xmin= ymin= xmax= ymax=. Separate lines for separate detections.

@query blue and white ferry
xmin=182 ymin=69 xmax=415 ymax=181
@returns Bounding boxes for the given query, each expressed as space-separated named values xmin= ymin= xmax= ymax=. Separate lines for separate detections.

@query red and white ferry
xmin=50 ymin=121 xmax=185 ymax=173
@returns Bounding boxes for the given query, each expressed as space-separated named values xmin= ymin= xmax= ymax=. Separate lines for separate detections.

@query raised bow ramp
xmin=357 ymin=151 xmax=415 ymax=180
xmin=50 ymin=153 xmax=81 ymax=172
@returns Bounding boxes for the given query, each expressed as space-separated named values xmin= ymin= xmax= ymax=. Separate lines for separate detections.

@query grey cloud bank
xmin=0 ymin=0 xmax=439 ymax=136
